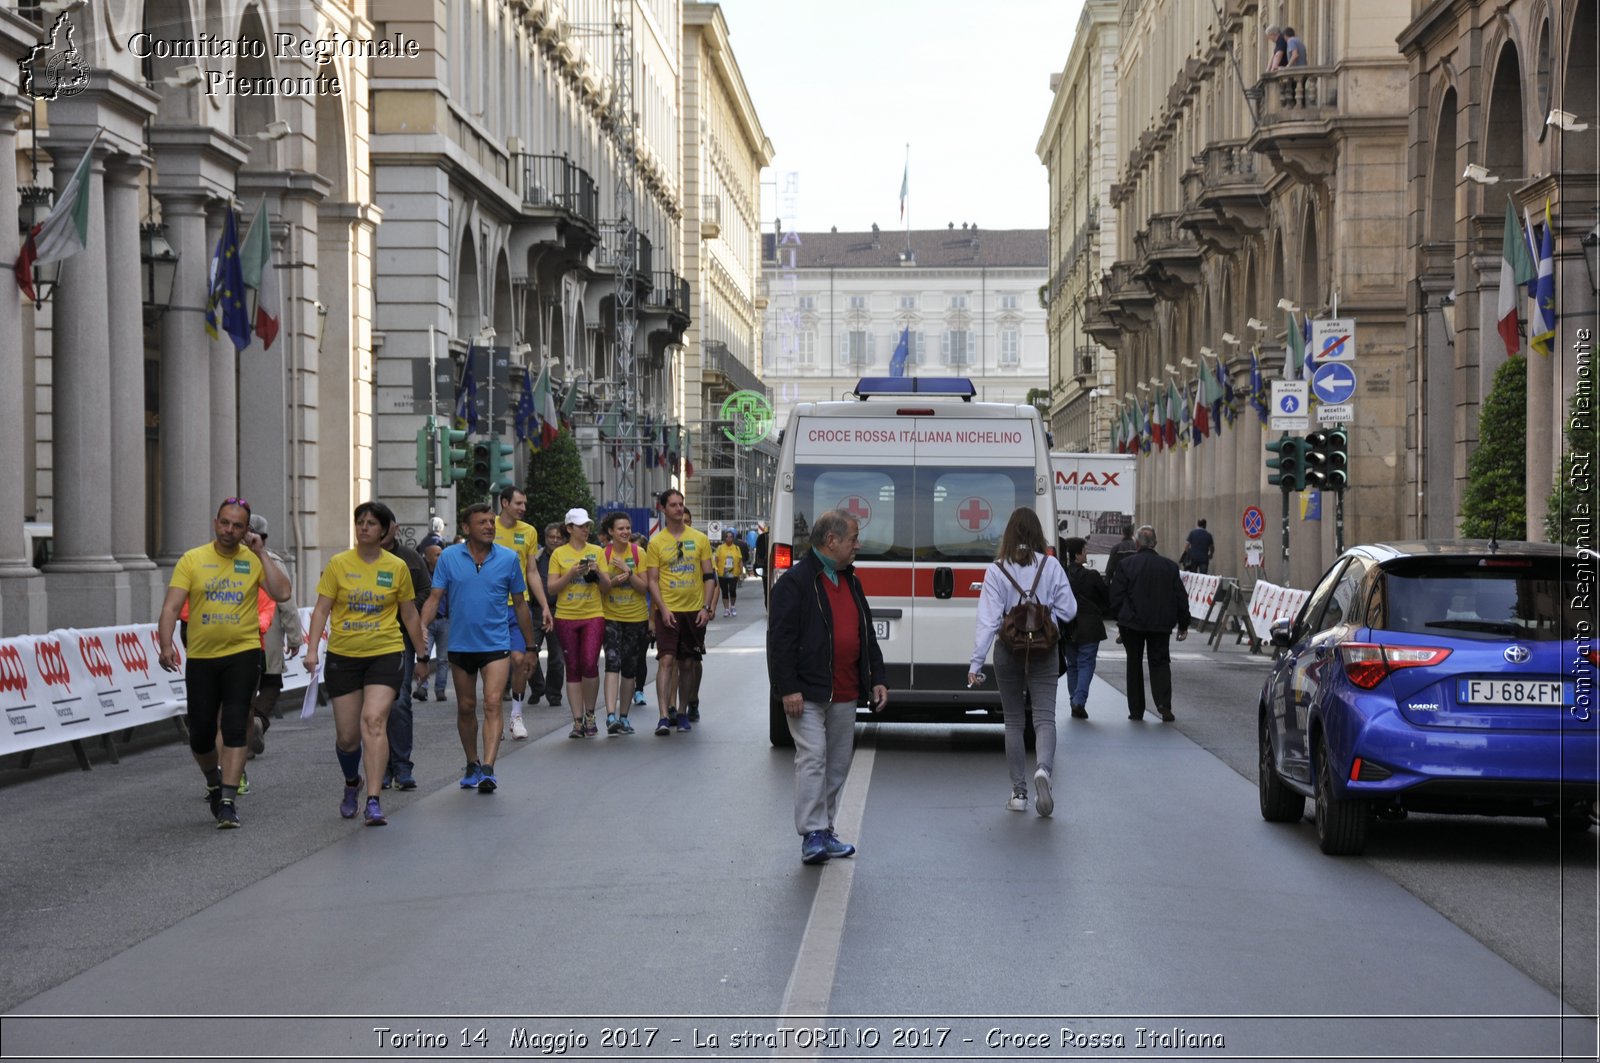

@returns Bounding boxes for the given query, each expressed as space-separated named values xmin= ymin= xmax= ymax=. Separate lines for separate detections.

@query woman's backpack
xmin=996 ymin=561 xmax=1059 ymax=658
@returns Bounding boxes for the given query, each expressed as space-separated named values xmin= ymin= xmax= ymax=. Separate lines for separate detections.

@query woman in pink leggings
xmin=546 ymin=507 xmax=608 ymax=737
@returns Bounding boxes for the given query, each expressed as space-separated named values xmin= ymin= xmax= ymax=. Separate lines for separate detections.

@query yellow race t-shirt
xmin=550 ymin=542 xmax=605 ymax=620
xmin=315 ymin=549 xmax=415 ymax=657
xmin=494 ymin=519 xmax=539 ymax=606
xmin=600 ymin=541 xmax=649 ymax=623
xmin=713 ymin=543 xmax=745 ymax=580
xmin=170 ymin=543 xmax=265 ymax=659
xmin=647 ymin=527 xmax=713 ymax=614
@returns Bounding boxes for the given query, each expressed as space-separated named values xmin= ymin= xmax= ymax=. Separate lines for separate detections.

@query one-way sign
xmin=1311 ymin=363 xmax=1357 ymax=405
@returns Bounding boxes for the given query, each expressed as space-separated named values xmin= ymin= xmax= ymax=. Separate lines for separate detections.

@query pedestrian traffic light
xmin=1304 ymin=429 xmax=1330 ymax=490
xmin=469 ymin=442 xmax=493 ymax=493
xmin=442 ymin=428 xmax=470 ymax=485
xmin=1324 ymin=427 xmax=1350 ymax=492
xmin=487 ymin=439 xmax=516 ymax=492
xmin=1266 ymin=433 xmax=1307 ymax=491
xmin=415 ymin=421 xmax=435 ymax=490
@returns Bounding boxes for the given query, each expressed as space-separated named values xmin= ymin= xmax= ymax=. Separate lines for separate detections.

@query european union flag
xmin=455 ymin=343 xmax=480 ymax=433
xmin=888 ymin=326 xmax=910 ymax=377
xmin=513 ymin=368 xmax=535 ymax=443
xmin=205 ymin=207 xmax=252 ymax=352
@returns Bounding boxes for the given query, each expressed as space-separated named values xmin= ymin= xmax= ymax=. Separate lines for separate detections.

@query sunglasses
xmin=222 ymin=497 xmax=250 ymax=510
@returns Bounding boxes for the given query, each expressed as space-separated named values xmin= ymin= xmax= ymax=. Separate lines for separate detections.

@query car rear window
xmin=1377 ymin=557 xmax=1580 ymax=641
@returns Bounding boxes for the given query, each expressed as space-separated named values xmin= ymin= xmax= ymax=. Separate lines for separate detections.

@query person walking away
xmin=968 ymin=507 xmax=1077 ymax=817
xmin=1104 ymin=524 xmax=1138 ymax=583
xmin=597 ymin=511 xmax=650 ymax=734
xmin=418 ymin=503 xmax=537 ymax=793
xmin=1181 ymin=518 xmax=1215 ymax=574
xmin=158 ymin=498 xmax=292 ymax=828
xmin=301 ymin=502 xmax=429 ymax=826
xmin=416 ymin=542 xmax=449 ymax=702
xmin=1059 ymin=537 xmax=1109 ymax=720
xmin=546 ymin=509 xmax=607 ymax=737
xmin=245 ymin=514 xmax=302 ymax=759
xmin=767 ymin=510 xmax=888 ymax=863
xmin=1108 ymin=525 xmax=1190 ymax=723
xmin=494 ymin=487 xmax=545 ymax=740
xmin=714 ymin=528 xmax=745 ymax=616
xmin=380 ymin=518 xmax=432 ymax=790
xmin=646 ymin=489 xmax=716 ymax=734
xmin=529 ymin=522 xmax=566 ymax=707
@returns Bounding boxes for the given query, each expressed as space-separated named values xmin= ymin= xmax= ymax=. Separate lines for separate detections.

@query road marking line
xmin=779 ymin=723 xmax=877 ymax=1029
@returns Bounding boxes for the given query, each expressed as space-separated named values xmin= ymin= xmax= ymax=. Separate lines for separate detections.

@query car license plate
xmin=872 ymin=620 xmax=890 ymax=639
xmin=1457 ymin=679 xmax=1566 ymax=706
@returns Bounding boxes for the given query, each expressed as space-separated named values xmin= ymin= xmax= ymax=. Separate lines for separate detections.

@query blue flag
xmin=1249 ymin=348 xmax=1269 ymax=423
xmin=456 ymin=343 xmax=480 ymax=433
xmin=888 ymin=326 xmax=910 ymax=377
xmin=205 ymin=207 xmax=252 ymax=352
xmin=513 ymin=368 xmax=535 ymax=443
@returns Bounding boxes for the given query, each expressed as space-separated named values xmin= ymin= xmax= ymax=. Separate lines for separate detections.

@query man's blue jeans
xmin=1063 ymin=640 xmax=1100 ymax=708
xmin=424 ymin=617 xmax=449 ymax=695
xmin=387 ymin=648 xmax=415 ymax=774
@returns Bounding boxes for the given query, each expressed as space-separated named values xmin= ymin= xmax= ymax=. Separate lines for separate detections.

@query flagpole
xmin=427 ymin=325 xmax=438 ymax=522
xmin=903 ymin=143 xmax=911 ymax=254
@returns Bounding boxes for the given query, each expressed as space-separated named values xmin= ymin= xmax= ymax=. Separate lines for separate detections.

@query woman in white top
xmin=968 ymin=507 xmax=1078 ymax=817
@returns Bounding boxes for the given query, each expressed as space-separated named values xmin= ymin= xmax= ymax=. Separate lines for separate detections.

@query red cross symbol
xmin=839 ymin=496 xmax=872 ymax=526
xmin=957 ymin=497 xmax=992 ymax=532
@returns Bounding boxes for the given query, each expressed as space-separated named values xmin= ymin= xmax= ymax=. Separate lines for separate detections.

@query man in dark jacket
xmin=1104 ymin=524 xmax=1138 ymax=582
xmin=381 ymin=519 xmax=433 ymax=790
xmin=1108 ymin=525 xmax=1190 ymax=722
xmin=1060 ymin=537 xmax=1111 ymax=720
xmin=768 ymin=510 xmax=888 ymax=865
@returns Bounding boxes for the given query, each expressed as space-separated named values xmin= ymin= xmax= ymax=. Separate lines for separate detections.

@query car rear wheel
xmin=1314 ymin=733 xmax=1369 ymax=856
xmin=1259 ymin=710 xmax=1306 ymax=823
xmin=769 ymin=694 xmax=794 ymax=748
xmin=1545 ymin=803 xmax=1594 ymax=836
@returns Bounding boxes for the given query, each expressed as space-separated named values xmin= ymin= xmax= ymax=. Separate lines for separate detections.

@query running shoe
xmin=393 ymin=766 xmax=417 ymax=791
xmin=800 ymin=830 xmax=830 ymax=864
xmin=381 ymin=772 xmax=393 ymax=791
xmin=568 ymin=723 xmax=585 ymax=739
xmin=459 ymin=762 xmax=483 ymax=788
xmin=415 ymin=687 xmax=429 ymax=702
xmin=821 ymin=830 xmax=856 ymax=858
xmin=582 ymin=710 xmax=597 ymax=736
xmin=363 ymin=798 xmax=387 ymax=826
xmin=677 ymin=714 xmax=693 ymax=733
xmin=248 ymin=717 xmax=265 ymax=756
xmin=606 ymin=712 xmax=621 ymax=735
xmin=340 ymin=784 xmax=361 ymax=818
xmin=215 ymin=801 xmax=241 ymax=829
xmin=207 ymin=785 xmax=222 ymax=821
xmin=1033 ymin=766 xmax=1054 ymax=818
xmin=632 ymin=690 xmax=647 ymax=707
xmin=510 ymin=715 xmax=528 ymax=741
xmin=618 ymin=717 xmax=636 ymax=735
xmin=687 ymin=703 xmax=700 ymax=722
xmin=730 ymin=607 xmax=737 ymax=617
xmin=237 ymin=770 xmax=250 ymax=795
xmin=655 ymin=717 xmax=671 ymax=736
xmin=477 ymin=768 xmax=498 ymax=793
xmin=1006 ymin=787 xmax=1028 ymax=812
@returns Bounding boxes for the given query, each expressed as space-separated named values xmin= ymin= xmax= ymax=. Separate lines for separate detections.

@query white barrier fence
xmin=1 ymin=610 xmax=319 ymax=760
xmin=1244 ymin=580 xmax=1311 ymax=644
xmin=1178 ymin=572 xmax=1223 ymax=626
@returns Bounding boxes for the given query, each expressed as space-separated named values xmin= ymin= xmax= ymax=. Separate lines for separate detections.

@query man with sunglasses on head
xmin=158 ymin=497 xmax=292 ymax=828
xmin=645 ymin=489 xmax=716 ymax=734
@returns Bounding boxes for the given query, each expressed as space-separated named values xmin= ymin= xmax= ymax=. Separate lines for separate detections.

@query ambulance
xmin=765 ymin=377 xmax=1056 ymax=746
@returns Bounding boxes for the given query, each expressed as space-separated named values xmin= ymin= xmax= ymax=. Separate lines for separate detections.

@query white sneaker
xmin=511 ymin=715 xmax=528 ymax=741
xmin=731 ymin=607 xmax=737 ymax=616
xmin=1033 ymin=767 xmax=1054 ymax=818
xmin=1006 ymin=789 xmax=1028 ymax=812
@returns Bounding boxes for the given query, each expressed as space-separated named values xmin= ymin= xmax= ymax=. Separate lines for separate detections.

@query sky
xmin=710 ymin=0 xmax=1088 ymax=235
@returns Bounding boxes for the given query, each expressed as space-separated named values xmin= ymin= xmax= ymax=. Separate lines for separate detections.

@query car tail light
xmin=1349 ymin=756 xmax=1393 ymax=782
xmin=1339 ymin=643 xmax=1453 ymax=690
xmin=773 ymin=544 xmax=793 ymax=573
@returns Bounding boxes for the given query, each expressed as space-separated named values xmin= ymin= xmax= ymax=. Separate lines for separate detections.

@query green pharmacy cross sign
xmin=720 ymin=390 xmax=775 ymax=447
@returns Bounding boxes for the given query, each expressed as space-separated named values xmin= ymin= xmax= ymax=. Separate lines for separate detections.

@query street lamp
xmin=1439 ymin=289 xmax=1457 ymax=345
xmin=140 ymin=222 xmax=179 ymax=313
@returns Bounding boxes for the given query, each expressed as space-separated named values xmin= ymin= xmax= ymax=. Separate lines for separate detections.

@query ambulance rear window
xmin=789 ymin=464 xmax=1034 ymax=563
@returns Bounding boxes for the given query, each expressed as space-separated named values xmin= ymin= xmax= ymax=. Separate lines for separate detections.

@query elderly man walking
xmin=1108 ymin=525 xmax=1190 ymax=723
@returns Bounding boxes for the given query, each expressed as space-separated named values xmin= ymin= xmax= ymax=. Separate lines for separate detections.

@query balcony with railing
xmin=1179 ymin=140 xmax=1267 ymax=253
xmin=1246 ymin=67 xmax=1342 ymax=184
xmin=701 ymin=195 xmax=722 ymax=240
xmin=701 ymin=339 xmax=767 ymax=399
xmin=1132 ymin=212 xmax=1202 ymax=296
xmin=518 ymin=153 xmax=599 ymax=231
xmin=642 ymin=270 xmax=691 ymax=320
xmin=1102 ymin=260 xmax=1156 ymax=326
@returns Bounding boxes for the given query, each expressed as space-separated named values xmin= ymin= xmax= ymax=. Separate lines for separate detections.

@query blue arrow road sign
xmin=1311 ymin=363 xmax=1357 ymax=405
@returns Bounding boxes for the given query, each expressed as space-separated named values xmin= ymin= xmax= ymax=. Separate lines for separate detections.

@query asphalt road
xmin=2 ymin=586 xmax=1595 ymax=1062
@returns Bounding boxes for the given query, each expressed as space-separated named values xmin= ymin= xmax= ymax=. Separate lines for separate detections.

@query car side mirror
xmin=1269 ymin=616 xmax=1296 ymax=648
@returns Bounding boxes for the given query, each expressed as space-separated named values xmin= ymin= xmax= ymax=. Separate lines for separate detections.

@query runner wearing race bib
xmin=598 ymin=511 xmax=650 ymax=734
xmin=714 ymin=529 xmax=745 ymax=617
xmin=645 ymin=489 xmax=716 ymax=735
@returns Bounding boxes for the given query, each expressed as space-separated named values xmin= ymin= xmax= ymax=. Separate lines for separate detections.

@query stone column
xmin=155 ymin=189 xmax=213 ymax=563
xmin=45 ymin=138 xmax=130 ymax=627
xmin=0 ymin=97 xmax=45 ymax=634
xmin=207 ymin=203 xmax=240 ymax=506
xmin=104 ymin=155 xmax=162 ymax=616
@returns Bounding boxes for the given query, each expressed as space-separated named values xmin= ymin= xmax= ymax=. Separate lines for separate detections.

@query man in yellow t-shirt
xmin=158 ymin=498 xmax=292 ymax=829
xmin=494 ymin=486 xmax=550 ymax=740
xmin=645 ymin=489 xmax=716 ymax=734
xmin=713 ymin=528 xmax=745 ymax=618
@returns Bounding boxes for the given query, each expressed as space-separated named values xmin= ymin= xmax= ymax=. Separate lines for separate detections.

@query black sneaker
xmin=414 ymin=687 xmax=429 ymax=702
xmin=207 ymin=786 xmax=223 ymax=821
xmin=687 ymin=703 xmax=700 ymax=722
xmin=215 ymin=800 xmax=241 ymax=829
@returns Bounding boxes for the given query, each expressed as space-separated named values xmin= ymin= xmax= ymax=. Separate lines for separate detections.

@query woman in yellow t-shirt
xmin=713 ymin=529 xmax=746 ymax=618
xmin=545 ymin=507 xmax=607 ymax=737
xmin=304 ymin=501 xmax=430 ymax=826
xmin=597 ymin=511 xmax=651 ymax=735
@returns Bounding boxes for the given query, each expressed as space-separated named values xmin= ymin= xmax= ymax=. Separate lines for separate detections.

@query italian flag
xmin=532 ymin=365 xmax=560 ymax=448
xmin=13 ymin=133 xmax=98 ymax=304
xmin=1496 ymin=197 xmax=1534 ymax=357
xmin=239 ymin=200 xmax=281 ymax=350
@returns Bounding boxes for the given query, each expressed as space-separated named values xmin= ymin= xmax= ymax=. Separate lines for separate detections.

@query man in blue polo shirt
xmin=418 ymin=502 xmax=536 ymax=793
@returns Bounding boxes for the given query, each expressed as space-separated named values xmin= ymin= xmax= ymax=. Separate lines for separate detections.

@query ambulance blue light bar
xmin=853 ymin=377 xmax=976 ymax=400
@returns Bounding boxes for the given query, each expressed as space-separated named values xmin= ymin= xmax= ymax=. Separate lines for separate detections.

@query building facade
xmin=679 ymin=2 xmax=773 ymax=529
xmin=1036 ymin=0 xmax=1120 ymax=453
xmin=761 ymin=226 xmax=1049 ymax=425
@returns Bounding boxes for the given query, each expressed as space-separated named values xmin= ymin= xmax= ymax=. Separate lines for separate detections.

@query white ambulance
xmin=765 ymin=377 xmax=1056 ymax=746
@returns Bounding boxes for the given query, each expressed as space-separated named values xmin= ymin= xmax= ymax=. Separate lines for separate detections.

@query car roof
xmin=1347 ymin=539 xmax=1570 ymax=564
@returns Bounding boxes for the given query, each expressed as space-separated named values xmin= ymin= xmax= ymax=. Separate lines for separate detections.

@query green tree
xmin=524 ymin=428 xmax=595 ymax=535
xmin=1459 ymin=356 xmax=1526 ymax=539
xmin=1545 ymin=373 xmax=1599 ymax=545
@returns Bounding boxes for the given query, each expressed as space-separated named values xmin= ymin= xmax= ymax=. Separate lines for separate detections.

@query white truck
xmin=1050 ymin=452 xmax=1137 ymax=571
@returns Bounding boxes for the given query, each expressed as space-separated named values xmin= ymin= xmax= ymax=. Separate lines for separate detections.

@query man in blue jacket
xmin=767 ymin=510 xmax=888 ymax=865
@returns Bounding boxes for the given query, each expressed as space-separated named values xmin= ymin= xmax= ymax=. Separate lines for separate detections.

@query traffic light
xmin=469 ymin=441 xmax=493 ymax=493
xmin=442 ymin=428 xmax=470 ymax=485
xmin=1324 ymin=427 xmax=1349 ymax=492
xmin=1266 ymin=433 xmax=1307 ymax=492
xmin=487 ymin=439 xmax=516 ymax=492
xmin=1304 ymin=429 xmax=1330 ymax=489
xmin=415 ymin=420 xmax=435 ymax=490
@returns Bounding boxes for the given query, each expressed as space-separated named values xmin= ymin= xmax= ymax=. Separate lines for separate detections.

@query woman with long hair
xmin=546 ymin=508 xmax=607 ymax=737
xmin=968 ymin=507 xmax=1077 ymax=817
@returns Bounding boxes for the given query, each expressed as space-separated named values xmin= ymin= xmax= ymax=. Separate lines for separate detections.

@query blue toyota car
xmin=1257 ymin=541 xmax=1597 ymax=855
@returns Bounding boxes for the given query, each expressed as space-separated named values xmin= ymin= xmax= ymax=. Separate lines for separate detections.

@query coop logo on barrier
xmin=150 ymin=629 xmax=181 ymax=668
xmin=116 ymin=631 xmax=150 ymax=676
xmin=79 ymin=636 xmax=114 ymax=681
xmin=0 ymin=645 xmax=27 ymax=698
xmin=35 ymin=640 xmax=71 ymax=689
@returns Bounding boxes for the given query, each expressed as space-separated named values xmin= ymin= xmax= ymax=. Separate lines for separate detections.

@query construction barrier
xmin=1244 ymin=580 xmax=1311 ymax=644
xmin=1179 ymin=572 xmax=1222 ymax=628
